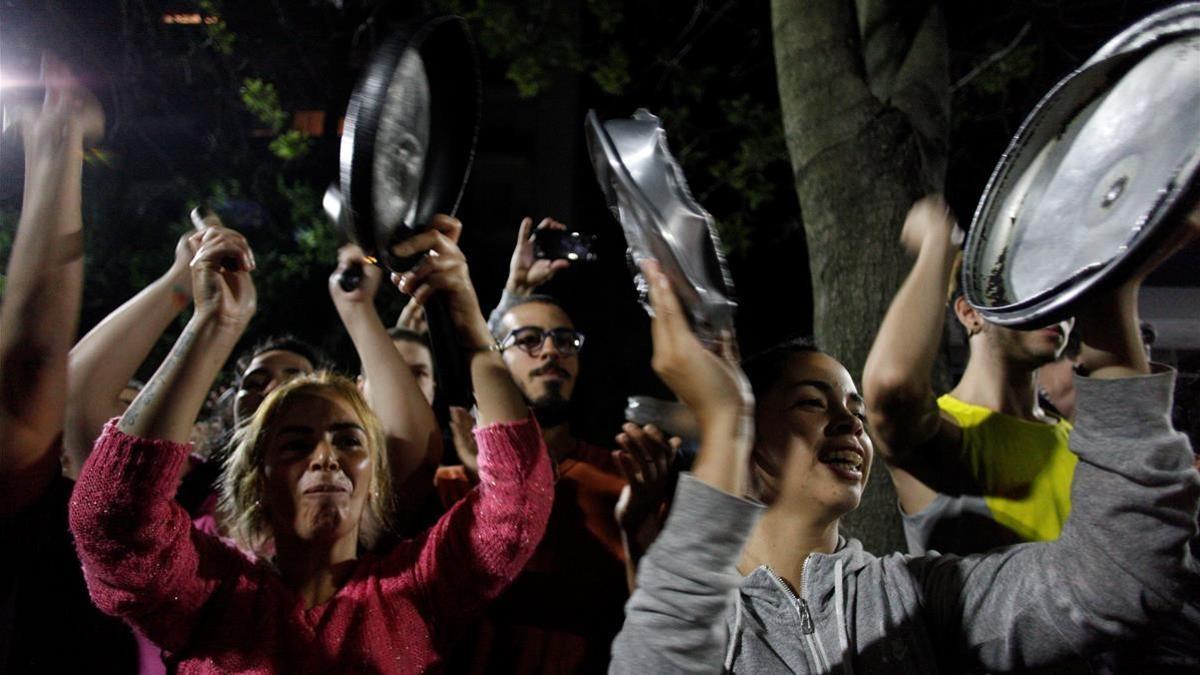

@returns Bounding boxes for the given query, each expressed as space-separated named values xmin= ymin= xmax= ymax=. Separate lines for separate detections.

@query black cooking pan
xmin=335 ymin=15 xmax=480 ymax=406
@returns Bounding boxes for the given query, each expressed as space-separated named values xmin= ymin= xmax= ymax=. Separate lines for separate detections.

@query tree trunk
xmin=771 ymin=0 xmax=948 ymax=554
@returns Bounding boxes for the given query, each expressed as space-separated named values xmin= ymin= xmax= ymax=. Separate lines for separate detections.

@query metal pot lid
xmin=585 ymin=109 xmax=737 ymax=341
xmin=338 ymin=15 xmax=480 ymax=270
xmin=963 ymin=3 xmax=1200 ymax=327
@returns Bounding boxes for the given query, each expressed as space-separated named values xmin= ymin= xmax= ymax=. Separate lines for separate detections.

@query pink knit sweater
xmin=70 ymin=418 xmax=553 ymax=673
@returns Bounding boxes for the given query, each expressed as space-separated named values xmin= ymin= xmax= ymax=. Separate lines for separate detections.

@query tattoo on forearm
xmin=170 ymin=283 xmax=190 ymax=309
xmin=119 ymin=325 xmax=200 ymax=432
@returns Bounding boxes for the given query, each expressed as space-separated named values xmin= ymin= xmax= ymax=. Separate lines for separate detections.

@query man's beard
xmin=529 ymin=381 xmax=571 ymax=428
xmin=990 ymin=327 xmax=1059 ymax=370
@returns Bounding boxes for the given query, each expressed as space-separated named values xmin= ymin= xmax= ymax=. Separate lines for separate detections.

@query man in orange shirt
xmin=435 ymin=217 xmax=672 ymax=673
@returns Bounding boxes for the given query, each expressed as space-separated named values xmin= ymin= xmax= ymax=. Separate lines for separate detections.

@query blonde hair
xmin=217 ymin=371 xmax=395 ymax=555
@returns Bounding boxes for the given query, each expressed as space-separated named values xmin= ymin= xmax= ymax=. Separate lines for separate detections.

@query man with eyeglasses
xmin=495 ymin=299 xmax=585 ymax=427
xmin=434 ymin=218 xmax=637 ymax=674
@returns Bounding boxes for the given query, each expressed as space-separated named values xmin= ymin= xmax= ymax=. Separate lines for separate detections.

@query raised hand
xmin=12 ymin=53 xmax=105 ymax=153
xmin=448 ymin=405 xmax=480 ymax=476
xmin=505 ymin=216 xmax=572 ymax=295
xmin=329 ymin=243 xmax=383 ymax=307
xmin=190 ymin=226 xmax=256 ymax=333
xmin=390 ymin=214 xmax=492 ymax=350
xmin=900 ymin=195 xmax=958 ymax=257
xmin=1075 ymin=200 xmax=1200 ymax=378
xmin=614 ymin=423 xmax=680 ymax=541
xmin=643 ymin=258 xmax=752 ymax=496
xmin=643 ymin=259 xmax=752 ymax=429
xmin=166 ymin=230 xmax=204 ymax=297
xmin=396 ymin=300 xmax=428 ymax=334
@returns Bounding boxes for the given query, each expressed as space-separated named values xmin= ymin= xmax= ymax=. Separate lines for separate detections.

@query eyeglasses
xmin=500 ymin=327 xmax=585 ymax=356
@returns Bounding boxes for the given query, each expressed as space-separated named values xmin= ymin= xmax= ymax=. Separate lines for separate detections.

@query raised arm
xmin=0 ymin=56 xmax=103 ymax=513
xmin=861 ymin=196 xmax=963 ymax=509
xmin=116 ymin=226 xmax=255 ymax=442
xmin=387 ymin=214 xmax=554 ymax=629
xmin=68 ymin=226 xmax=257 ymax=650
xmin=486 ymin=216 xmax=571 ymax=332
xmin=913 ymin=218 xmax=1200 ymax=671
xmin=640 ymin=261 xmax=753 ymax=497
xmin=392 ymin=214 xmax=532 ymax=426
xmin=611 ymin=260 xmax=760 ymax=672
xmin=330 ymin=244 xmax=442 ymax=482
xmin=62 ymin=231 xmax=199 ymax=477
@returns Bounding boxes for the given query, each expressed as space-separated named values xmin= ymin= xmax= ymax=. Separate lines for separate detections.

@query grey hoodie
xmin=611 ymin=371 xmax=1199 ymax=673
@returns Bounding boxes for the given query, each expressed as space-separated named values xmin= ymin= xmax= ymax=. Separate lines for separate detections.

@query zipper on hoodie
xmin=797 ymin=556 xmax=815 ymax=634
xmin=800 ymin=555 xmax=834 ymax=672
xmin=765 ymin=566 xmax=813 ymax=634
xmin=765 ymin=559 xmax=831 ymax=671
xmin=798 ymin=601 xmax=815 ymax=633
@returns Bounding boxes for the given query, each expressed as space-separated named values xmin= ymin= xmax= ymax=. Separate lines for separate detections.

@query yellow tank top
xmin=937 ymin=394 xmax=1076 ymax=542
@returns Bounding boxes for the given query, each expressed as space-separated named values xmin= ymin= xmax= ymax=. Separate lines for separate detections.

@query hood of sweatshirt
xmin=731 ymin=536 xmax=898 ymax=674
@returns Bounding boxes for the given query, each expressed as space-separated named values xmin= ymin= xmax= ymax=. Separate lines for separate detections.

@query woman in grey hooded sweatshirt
xmin=611 ymin=257 xmax=1199 ymax=673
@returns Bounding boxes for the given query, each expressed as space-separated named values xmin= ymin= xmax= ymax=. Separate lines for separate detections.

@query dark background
xmin=1 ymin=0 xmax=1194 ymax=448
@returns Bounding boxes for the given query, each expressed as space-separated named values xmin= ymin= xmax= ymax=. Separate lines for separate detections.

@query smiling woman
xmin=610 ymin=259 xmax=1199 ymax=673
xmin=745 ymin=346 xmax=873 ymax=519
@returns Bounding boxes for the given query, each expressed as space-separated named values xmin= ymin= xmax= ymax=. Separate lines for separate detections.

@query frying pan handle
xmin=188 ymin=205 xmax=243 ymax=272
xmin=422 ymin=295 xmax=472 ymax=408
xmin=338 ymin=262 xmax=365 ymax=292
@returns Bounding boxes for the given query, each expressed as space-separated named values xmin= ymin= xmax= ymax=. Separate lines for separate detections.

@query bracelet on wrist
xmin=466 ymin=341 xmax=503 ymax=354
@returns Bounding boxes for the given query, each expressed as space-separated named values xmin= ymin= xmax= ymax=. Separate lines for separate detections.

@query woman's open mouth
xmin=818 ymin=446 xmax=865 ymax=482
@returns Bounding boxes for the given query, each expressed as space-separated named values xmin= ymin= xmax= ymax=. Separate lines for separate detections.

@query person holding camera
xmin=432 ymin=216 xmax=674 ymax=674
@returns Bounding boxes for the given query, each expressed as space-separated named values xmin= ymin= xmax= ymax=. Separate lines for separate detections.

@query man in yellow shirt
xmin=864 ymin=196 xmax=1077 ymax=554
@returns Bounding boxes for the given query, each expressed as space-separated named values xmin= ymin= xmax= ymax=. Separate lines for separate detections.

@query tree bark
xmin=771 ymin=0 xmax=948 ymax=553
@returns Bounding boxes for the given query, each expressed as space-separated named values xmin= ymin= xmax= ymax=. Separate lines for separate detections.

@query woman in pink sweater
xmin=70 ymin=215 xmax=554 ymax=673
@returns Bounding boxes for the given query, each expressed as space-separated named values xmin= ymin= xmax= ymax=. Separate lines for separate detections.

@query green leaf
xmin=590 ymin=45 xmax=630 ymax=95
xmin=586 ymin=0 xmax=624 ymax=34
xmin=269 ymin=130 xmax=312 ymax=160
xmin=199 ymin=1 xmax=236 ymax=56
xmin=240 ymin=77 xmax=288 ymax=132
xmin=507 ymin=55 xmax=549 ymax=98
